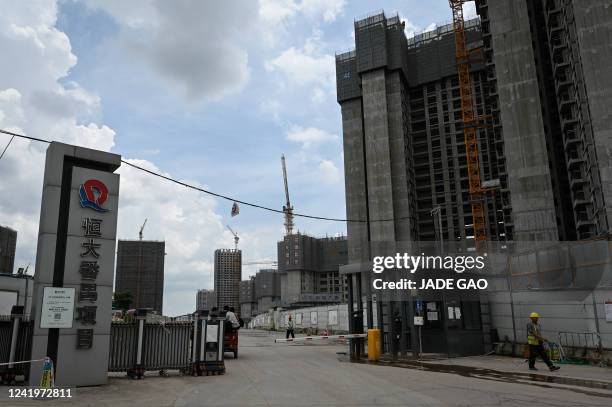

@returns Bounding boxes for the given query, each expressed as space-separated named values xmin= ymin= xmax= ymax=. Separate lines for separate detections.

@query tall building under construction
xmin=336 ymin=2 xmax=611 ymax=356
xmin=214 ymin=249 xmax=242 ymax=314
xmin=115 ymin=240 xmax=165 ymax=314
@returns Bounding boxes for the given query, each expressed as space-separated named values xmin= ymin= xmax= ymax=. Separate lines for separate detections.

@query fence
xmin=108 ymin=317 xmax=193 ymax=378
xmin=0 ymin=311 xmax=33 ymax=382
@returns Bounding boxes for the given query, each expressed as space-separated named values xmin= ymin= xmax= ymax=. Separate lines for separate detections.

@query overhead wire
xmin=0 ymin=129 xmax=399 ymax=224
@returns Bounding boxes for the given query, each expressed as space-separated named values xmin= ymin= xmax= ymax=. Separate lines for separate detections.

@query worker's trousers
xmin=528 ymin=344 xmax=553 ymax=368
xmin=286 ymin=329 xmax=295 ymax=339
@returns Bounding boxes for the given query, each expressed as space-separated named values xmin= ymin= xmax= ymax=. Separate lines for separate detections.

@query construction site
xmin=334 ymin=0 xmax=612 ymax=361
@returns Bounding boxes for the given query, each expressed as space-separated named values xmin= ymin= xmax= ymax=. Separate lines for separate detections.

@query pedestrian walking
xmin=527 ymin=312 xmax=560 ymax=371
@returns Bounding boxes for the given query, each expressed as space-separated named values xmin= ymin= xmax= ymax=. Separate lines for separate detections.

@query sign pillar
xmin=30 ymin=142 xmax=120 ymax=387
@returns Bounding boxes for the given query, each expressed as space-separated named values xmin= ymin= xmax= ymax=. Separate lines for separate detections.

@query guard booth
xmin=192 ymin=310 xmax=225 ymax=376
xmin=343 ymin=264 xmax=486 ymax=359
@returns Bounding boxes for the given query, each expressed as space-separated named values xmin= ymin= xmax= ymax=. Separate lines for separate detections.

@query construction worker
xmin=527 ymin=312 xmax=560 ymax=371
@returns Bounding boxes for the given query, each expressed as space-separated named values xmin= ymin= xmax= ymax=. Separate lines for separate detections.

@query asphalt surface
xmin=1 ymin=329 xmax=611 ymax=406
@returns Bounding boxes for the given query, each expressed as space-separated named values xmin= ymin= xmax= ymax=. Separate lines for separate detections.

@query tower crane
xmin=226 ymin=225 xmax=239 ymax=250
xmin=449 ymin=0 xmax=493 ymax=251
xmin=281 ymin=154 xmax=294 ymax=236
xmin=139 ymin=219 xmax=147 ymax=241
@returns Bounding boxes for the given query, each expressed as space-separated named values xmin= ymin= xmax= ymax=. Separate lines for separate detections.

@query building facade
xmin=196 ymin=288 xmax=216 ymax=311
xmin=336 ymin=6 xmax=612 ymax=357
xmin=115 ymin=240 xmax=165 ymax=314
xmin=239 ymin=277 xmax=256 ymax=318
xmin=0 ymin=225 xmax=17 ymax=275
xmin=214 ymin=249 xmax=241 ymax=314
xmin=278 ymin=234 xmax=348 ymax=307
xmin=476 ymin=0 xmax=612 ymax=240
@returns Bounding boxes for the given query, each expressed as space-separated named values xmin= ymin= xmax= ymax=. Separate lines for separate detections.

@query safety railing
xmin=557 ymin=331 xmax=604 ymax=365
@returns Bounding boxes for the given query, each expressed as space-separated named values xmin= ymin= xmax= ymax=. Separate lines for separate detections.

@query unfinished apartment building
xmin=337 ymin=3 xmax=611 ymax=252
xmin=336 ymin=13 xmax=508 ymax=256
xmin=477 ymin=0 xmax=611 ymax=240
xmin=336 ymin=4 xmax=611 ymax=356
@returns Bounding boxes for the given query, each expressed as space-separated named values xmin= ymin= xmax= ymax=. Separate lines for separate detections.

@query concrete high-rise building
xmin=476 ymin=0 xmax=612 ymax=240
xmin=0 ymin=225 xmax=17 ymax=275
xmin=239 ymin=277 xmax=256 ymax=318
xmin=196 ymin=289 xmax=216 ymax=311
xmin=115 ymin=240 xmax=165 ymax=314
xmin=254 ymin=268 xmax=281 ymax=312
xmin=278 ymin=234 xmax=348 ymax=306
xmin=214 ymin=249 xmax=241 ymax=314
xmin=336 ymin=6 xmax=612 ymax=357
xmin=336 ymin=13 xmax=508 ymax=253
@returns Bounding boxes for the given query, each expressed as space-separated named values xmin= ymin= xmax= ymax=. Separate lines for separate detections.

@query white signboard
xmin=328 ymin=310 xmax=338 ymax=326
xmin=40 ymin=287 xmax=75 ymax=329
xmin=414 ymin=316 xmax=424 ymax=326
xmin=311 ymin=311 xmax=318 ymax=325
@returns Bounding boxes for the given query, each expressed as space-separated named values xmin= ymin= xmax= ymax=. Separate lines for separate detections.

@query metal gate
xmin=108 ymin=320 xmax=193 ymax=375
xmin=0 ymin=311 xmax=33 ymax=381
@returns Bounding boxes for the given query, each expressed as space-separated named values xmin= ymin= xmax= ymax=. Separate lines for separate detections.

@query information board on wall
xmin=328 ymin=310 xmax=338 ymax=325
xmin=40 ymin=287 xmax=75 ymax=329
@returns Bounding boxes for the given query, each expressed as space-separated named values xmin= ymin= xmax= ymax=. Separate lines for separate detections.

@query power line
xmin=0 ymin=129 xmax=398 ymax=224
xmin=0 ymin=135 xmax=15 ymax=160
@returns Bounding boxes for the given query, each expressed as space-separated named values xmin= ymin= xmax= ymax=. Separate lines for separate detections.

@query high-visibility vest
xmin=527 ymin=322 xmax=540 ymax=345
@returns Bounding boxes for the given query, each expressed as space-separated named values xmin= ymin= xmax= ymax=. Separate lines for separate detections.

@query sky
xmin=0 ymin=0 xmax=476 ymax=316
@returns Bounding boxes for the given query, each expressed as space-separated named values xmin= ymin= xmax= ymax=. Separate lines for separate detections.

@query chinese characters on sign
xmin=76 ymin=216 xmax=102 ymax=348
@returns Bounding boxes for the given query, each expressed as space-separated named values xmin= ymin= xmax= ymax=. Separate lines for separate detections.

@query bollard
xmin=368 ymin=329 xmax=381 ymax=361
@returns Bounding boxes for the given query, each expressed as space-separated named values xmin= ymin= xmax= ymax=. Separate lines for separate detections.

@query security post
xmin=201 ymin=314 xmax=225 ymax=375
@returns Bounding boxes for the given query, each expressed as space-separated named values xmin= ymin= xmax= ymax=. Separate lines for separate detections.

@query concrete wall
xmin=573 ymin=0 xmax=612 ymax=231
xmin=250 ymin=304 xmax=349 ymax=333
xmin=340 ymin=98 xmax=370 ymax=265
xmin=489 ymin=0 xmax=559 ymax=241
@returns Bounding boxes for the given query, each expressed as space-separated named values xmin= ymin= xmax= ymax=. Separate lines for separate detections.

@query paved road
xmin=2 ymin=329 xmax=611 ymax=406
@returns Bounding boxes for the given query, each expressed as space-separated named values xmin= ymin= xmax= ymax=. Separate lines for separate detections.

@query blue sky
xmin=0 ymin=0 xmax=475 ymax=315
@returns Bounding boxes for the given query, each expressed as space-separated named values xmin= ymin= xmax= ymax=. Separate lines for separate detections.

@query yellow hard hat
xmin=530 ymin=312 xmax=540 ymax=318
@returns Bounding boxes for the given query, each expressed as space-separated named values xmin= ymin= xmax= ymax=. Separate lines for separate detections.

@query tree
xmin=112 ymin=291 xmax=133 ymax=312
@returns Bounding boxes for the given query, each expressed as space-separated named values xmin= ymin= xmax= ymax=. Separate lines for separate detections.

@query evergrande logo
xmin=79 ymin=179 xmax=110 ymax=212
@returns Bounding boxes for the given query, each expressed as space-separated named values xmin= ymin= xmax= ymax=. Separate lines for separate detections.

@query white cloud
xmin=265 ymin=29 xmax=335 ymax=101
xmin=286 ymin=125 xmax=338 ymax=149
xmin=258 ymin=0 xmax=300 ymax=24
xmin=300 ymin=0 xmax=346 ymax=22
xmin=463 ymin=1 xmax=478 ymax=19
xmin=259 ymin=0 xmax=346 ymax=23
xmin=0 ymin=1 xmax=270 ymax=316
xmin=402 ymin=18 xmax=421 ymax=38
xmin=84 ymin=0 xmax=255 ymax=101
xmin=317 ymin=159 xmax=341 ymax=184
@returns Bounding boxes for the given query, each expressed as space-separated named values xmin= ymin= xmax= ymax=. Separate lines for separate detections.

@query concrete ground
xmin=1 ymin=329 xmax=611 ymax=406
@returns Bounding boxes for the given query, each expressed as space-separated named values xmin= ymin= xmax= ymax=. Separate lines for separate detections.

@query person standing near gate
xmin=527 ymin=312 xmax=560 ymax=371
xmin=286 ymin=314 xmax=295 ymax=339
